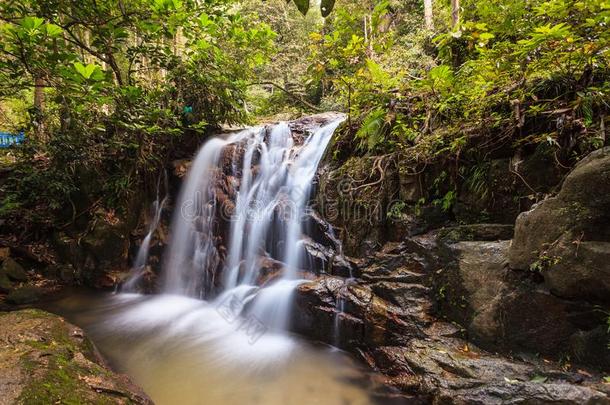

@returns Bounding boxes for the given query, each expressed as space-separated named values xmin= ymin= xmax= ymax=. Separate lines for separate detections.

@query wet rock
xmin=370 ymin=281 xmax=432 ymax=315
xmin=257 ymin=255 xmax=285 ymax=286
xmin=294 ymin=269 xmax=609 ymax=404
xmin=304 ymin=210 xmax=342 ymax=251
xmin=292 ymin=275 xmax=426 ymax=350
xmin=509 ymin=147 xmax=610 ymax=302
xmin=381 ymin=338 xmax=610 ymax=405
xmin=0 ymin=309 xmax=151 ymax=404
xmin=1 ymin=257 xmax=28 ymax=281
xmin=6 ymin=286 xmax=42 ymax=304
xmin=301 ymin=236 xmax=356 ymax=277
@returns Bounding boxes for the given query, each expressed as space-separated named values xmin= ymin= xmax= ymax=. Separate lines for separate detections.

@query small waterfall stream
xmin=122 ymin=171 xmax=168 ymax=292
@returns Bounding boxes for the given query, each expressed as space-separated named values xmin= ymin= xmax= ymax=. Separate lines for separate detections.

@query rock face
xmin=0 ymin=309 xmax=151 ymax=404
xmin=291 ymin=236 xmax=610 ymax=404
xmin=437 ymin=240 xmax=608 ymax=367
xmin=51 ymin=212 xmax=132 ymax=289
xmin=509 ymin=147 xmax=610 ymax=302
xmin=293 ymin=146 xmax=610 ymax=402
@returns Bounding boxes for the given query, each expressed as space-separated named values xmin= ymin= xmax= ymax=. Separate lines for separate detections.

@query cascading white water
xmin=163 ymin=117 xmax=344 ymax=331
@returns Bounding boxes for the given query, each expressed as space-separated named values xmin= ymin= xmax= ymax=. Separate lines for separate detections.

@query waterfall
xmin=122 ymin=172 xmax=168 ymax=292
xmin=163 ymin=117 xmax=344 ymax=331
xmin=333 ymin=277 xmax=355 ymax=347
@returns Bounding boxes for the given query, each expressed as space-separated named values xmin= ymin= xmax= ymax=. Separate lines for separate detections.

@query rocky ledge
xmin=0 ymin=309 xmax=150 ymax=404
xmin=289 ymin=147 xmax=610 ymax=403
xmin=291 ymin=237 xmax=610 ymax=404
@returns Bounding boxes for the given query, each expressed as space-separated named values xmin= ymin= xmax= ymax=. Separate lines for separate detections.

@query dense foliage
xmin=311 ymin=0 xmax=608 ymax=159
xmin=0 ymin=0 xmax=608 ymax=232
xmin=0 ymin=0 xmax=275 ymax=232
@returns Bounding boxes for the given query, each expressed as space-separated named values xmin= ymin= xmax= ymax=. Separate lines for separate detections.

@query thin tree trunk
xmin=451 ymin=0 xmax=459 ymax=28
xmin=424 ymin=0 xmax=434 ymax=30
xmin=34 ymin=76 xmax=46 ymax=142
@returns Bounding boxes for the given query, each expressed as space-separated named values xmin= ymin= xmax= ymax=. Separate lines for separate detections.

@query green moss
xmin=11 ymin=311 xmax=125 ymax=405
xmin=18 ymin=346 xmax=120 ymax=405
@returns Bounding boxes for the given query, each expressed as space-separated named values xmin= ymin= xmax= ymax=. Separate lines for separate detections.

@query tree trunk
xmin=34 ymin=76 xmax=47 ymax=142
xmin=451 ymin=0 xmax=459 ymax=28
xmin=424 ymin=0 xmax=434 ymax=30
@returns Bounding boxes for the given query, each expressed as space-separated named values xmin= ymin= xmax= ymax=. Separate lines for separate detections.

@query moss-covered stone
xmin=1 ymin=257 xmax=28 ymax=281
xmin=0 ymin=309 xmax=151 ymax=404
xmin=6 ymin=286 xmax=42 ymax=304
xmin=509 ymin=147 xmax=610 ymax=302
xmin=0 ymin=271 xmax=13 ymax=293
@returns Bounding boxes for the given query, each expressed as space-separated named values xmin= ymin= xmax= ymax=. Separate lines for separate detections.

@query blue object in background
xmin=0 ymin=132 xmax=25 ymax=148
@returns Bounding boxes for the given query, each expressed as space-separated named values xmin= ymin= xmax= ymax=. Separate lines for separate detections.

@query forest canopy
xmin=0 ymin=0 xmax=608 ymax=234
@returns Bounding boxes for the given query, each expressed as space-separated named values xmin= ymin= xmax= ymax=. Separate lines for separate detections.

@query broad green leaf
xmin=74 ymin=62 xmax=88 ymax=78
xmin=45 ymin=24 xmax=63 ymax=37
xmin=74 ymin=62 xmax=103 ymax=80
xmin=21 ymin=17 xmax=44 ymax=31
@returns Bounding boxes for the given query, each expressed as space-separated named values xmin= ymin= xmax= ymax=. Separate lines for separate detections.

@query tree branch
xmin=247 ymin=81 xmax=322 ymax=112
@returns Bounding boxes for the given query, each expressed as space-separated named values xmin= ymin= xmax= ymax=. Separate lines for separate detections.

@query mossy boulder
xmin=509 ymin=147 xmax=610 ymax=302
xmin=1 ymin=257 xmax=28 ymax=282
xmin=6 ymin=286 xmax=43 ymax=305
xmin=0 ymin=309 xmax=151 ymax=404
xmin=0 ymin=272 xmax=13 ymax=293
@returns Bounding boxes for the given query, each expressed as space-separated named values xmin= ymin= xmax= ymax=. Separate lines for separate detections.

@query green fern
xmin=355 ymin=108 xmax=388 ymax=152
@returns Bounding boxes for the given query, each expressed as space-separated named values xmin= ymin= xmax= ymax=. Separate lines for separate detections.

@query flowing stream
xmin=44 ymin=117 xmax=400 ymax=404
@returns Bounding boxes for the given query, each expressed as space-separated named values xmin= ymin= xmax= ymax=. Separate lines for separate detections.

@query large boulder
xmin=0 ymin=309 xmax=151 ymax=404
xmin=1 ymin=257 xmax=28 ymax=282
xmin=440 ymin=241 xmax=511 ymax=345
xmin=437 ymin=240 xmax=609 ymax=367
xmin=509 ymin=147 xmax=610 ymax=302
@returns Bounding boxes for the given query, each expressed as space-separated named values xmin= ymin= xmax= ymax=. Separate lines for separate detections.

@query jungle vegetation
xmin=0 ymin=0 xmax=608 ymax=235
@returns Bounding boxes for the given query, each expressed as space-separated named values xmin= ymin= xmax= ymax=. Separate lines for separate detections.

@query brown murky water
xmin=42 ymin=290 xmax=405 ymax=405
